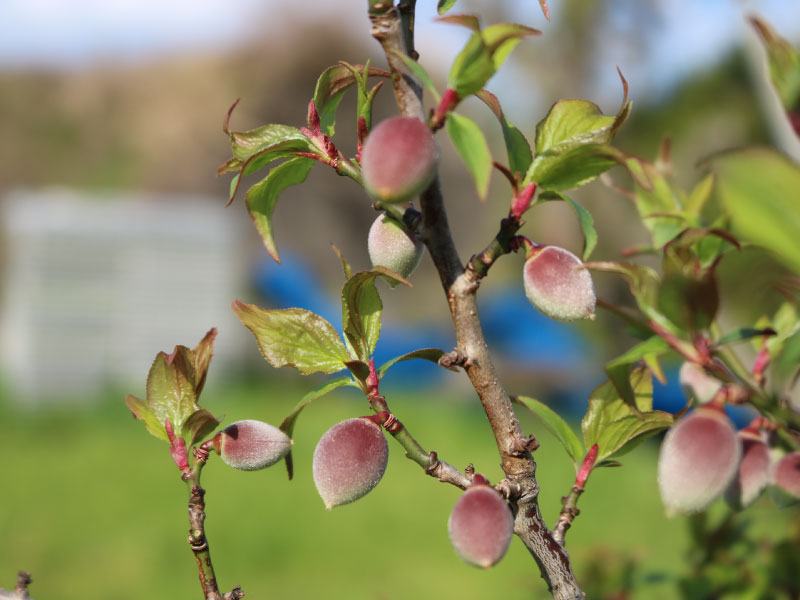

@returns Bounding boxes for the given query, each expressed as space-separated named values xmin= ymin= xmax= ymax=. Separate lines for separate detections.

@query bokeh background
xmin=1 ymin=0 xmax=799 ymax=598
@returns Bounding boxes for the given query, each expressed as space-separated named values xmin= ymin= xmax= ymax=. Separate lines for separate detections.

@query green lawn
xmin=0 ymin=378 xmax=791 ymax=599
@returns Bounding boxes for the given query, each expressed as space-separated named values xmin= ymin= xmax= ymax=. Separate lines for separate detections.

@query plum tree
xmin=119 ymin=5 xmax=800 ymax=600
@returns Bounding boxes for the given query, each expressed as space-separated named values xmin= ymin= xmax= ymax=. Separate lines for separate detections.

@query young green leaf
xmin=229 ymin=123 xmax=311 ymax=163
xmin=146 ymin=348 xmax=199 ymax=434
xmin=183 ymin=409 xmax=222 ymax=447
xmin=341 ymin=268 xmax=409 ymax=361
xmin=604 ymin=336 xmax=671 ymax=409
xmin=127 ymin=330 xmax=222 ymax=444
xmin=191 ymin=328 xmax=217 ymax=397
xmin=684 ymin=173 xmax=715 ymax=218
xmin=476 ymin=90 xmax=532 ymax=178
xmin=534 ymin=99 xmax=617 ymax=157
xmin=527 ymin=143 xmax=623 ymax=192
xmin=341 ymin=62 xmax=383 ymax=132
xmin=524 ymin=87 xmax=630 ymax=191
xmin=448 ymin=31 xmax=493 ymax=99
xmin=514 ymin=395 xmax=584 ymax=468
xmin=582 ymin=367 xmax=674 ymax=462
xmin=279 ymin=376 xmax=357 ymax=479
xmin=622 ymin=154 xmax=687 ymax=248
xmin=749 ymin=17 xmax=800 ymax=136
xmin=482 ymin=23 xmax=539 ymax=70
xmin=711 ymin=147 xmax=800 ymax=274
xmin=377 ymin=348 xmax=446 ymax=379
xmin=583 ymin=260 xmax=661 ymax=317
xmin=126 ymin=393 xmax=169 ymax=442
xmin=437 ymin=0 xmax=457 ymax=15
xmin=714 ymin=327 xmax=776 ymax=348
xmin=233 ymin=301 xmax=351 ymax=374
xmin=312 ymin=63 xmax=391 ymax=136
xmin=445 ymin=22 xmax=538 ymax=99
xmin=538 ymin=191 xmax=598 ymax=260
xmin=245 ymin=157 xmax=314 ymax=263
xmin=228 ymin=172 xmax=241 ymax=204
xmin=446 ymin=112 xmax=492 ymax=200
xmin=392 ymin=52 xmax=441 ymax=102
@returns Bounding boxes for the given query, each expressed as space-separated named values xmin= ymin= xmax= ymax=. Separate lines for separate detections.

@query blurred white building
xmin=0 ymin=189 xmax=249 ymax=402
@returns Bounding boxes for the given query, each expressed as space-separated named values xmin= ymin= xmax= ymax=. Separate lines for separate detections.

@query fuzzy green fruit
xmin=218 ymin=420 xmax=292 ymax=471
xmin=368 ymin=214 xmax=424 ymax=284
xmin=771 ymin=451 xmax=800 ymax=506
xmin=657 ymin=406 xmax=741 ymax=515
xmin=448 ymin=484 xmax=514 ymax=568
xmin=725 ymin=430 xmax=770 ymax=510
xmin=522 ymin=245 xmax=596 ymax=321
xmin=360 ymin=116 xmax=438 ymax=203
xmin=312 ymin=417 xmax=389 ymax=510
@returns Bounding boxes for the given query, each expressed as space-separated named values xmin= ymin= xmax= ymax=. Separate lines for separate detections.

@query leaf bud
xmin=313 ymin=417 xmax=389 ymax=510
xmin=448 ymin=482 xmax=514 ymax=568
xmin=368 ymin=214 xmax=424 ymax=284
xmin=657 ymin=406 xmax=741 ymax=515
xmin=679 ymin=361 xmax=722 ymax=404
xmin=771 ymin=451 xmax=800 ymax=506
xmin=360 ymin=116 xmax=438 ymax=203
xmin=724 ymin=429 xmax=770 ymax=510
xmin=522 ymin=245 xmax=596 ymax=321
xmin=218 ymin=419 xmax=292 ymax=471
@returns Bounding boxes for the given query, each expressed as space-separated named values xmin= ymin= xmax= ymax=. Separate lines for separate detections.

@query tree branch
xmin=369 ymin=5 xmax=584 ymax=598
xmin=0 ymin=571 xmax=33 ymax=600
xmin=369 ymin=4 xmax=424 ymax=120
xmin=382 ymin=411 xmax=473 ymax=489
xmin=185 ymin=452 xmax=245 ymax=600
xmin=366 ymin=362 xmax=472 ymax=490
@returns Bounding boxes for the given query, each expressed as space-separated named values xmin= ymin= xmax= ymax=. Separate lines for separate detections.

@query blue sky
xmin=1 ymin=0 xmax=797 ymax=100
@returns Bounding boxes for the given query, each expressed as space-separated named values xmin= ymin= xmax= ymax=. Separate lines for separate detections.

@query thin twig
xmin=366 ymin=360 xmax=472 ymax=489
xmin=185 ymin=454 xmax=245 ymax=600
xmin=552 ymin=445 xmax=598 ymax=546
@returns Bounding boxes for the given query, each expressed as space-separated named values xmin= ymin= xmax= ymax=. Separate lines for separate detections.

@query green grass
xmin=0 ymin=378 xmax=792 ymax=599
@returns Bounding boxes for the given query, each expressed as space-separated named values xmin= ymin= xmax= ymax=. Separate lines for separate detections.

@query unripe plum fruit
xmin=771 ymin=451 xmax=800 ymax=505
xmin=368 ymin=214 xmax=424 ymax=283
xmin=724 ymin=430 xmax=770 ymax=509
xmin=522 ymin=245 xmax=596 ymax=322
xmin=448 ymin=484 xmax=514 ymax=568
xmin=657 ymin=406 xmax=741 ymax=515
xmin=679 ymin=361 xmax=722 ymax=404
xmin=360 ymin=116 xmax=438 ymax=203
xmin=313 ymin=417 xmax=389 ymax=510
xmin=218 ymin=419 xmax=292 ymax=471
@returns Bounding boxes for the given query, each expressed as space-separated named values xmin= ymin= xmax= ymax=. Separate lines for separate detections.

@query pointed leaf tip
xmin=223 ymin=98 xmax=241 ymax=135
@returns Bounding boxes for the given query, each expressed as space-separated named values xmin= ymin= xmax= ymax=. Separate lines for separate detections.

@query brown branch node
xmin=223 ymin=586 xmax=245 ymax=600
xmin=438 ymin=348 xmax=470 ymax=369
